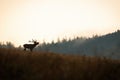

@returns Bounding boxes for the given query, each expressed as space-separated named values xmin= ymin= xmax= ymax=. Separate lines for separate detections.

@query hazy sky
xmin=0 ymin=0 xmax=120 ymax=46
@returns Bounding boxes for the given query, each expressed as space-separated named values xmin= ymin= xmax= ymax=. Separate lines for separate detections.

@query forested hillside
xmin=36 ymin=30 xmax=120 ymax=58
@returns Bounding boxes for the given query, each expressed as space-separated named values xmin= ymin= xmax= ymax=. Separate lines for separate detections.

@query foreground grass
xmin=0 ymin=48 xmax=120 ymax=80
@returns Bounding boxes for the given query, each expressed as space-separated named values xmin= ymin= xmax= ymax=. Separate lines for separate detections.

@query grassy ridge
xmin=0 ymin=48 xmax=120 ymax=80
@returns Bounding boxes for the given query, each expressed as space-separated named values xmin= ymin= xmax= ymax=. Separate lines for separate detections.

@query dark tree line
xmin=35 ymin=30 xmax=120 ymax=59
xmin=0 ymin=42 xmax=15 ymax=49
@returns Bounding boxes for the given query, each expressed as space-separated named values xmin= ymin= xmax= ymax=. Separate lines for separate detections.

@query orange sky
xmin=0 ymin=0 xmax=120 ymax=46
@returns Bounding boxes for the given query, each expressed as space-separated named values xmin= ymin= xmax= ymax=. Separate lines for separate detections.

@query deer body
xmin=23 ymin=40 xmax=39 ymax=52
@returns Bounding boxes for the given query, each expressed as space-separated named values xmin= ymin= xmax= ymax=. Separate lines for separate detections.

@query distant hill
xmin=36 ymin=30 xmax=120 ymax=59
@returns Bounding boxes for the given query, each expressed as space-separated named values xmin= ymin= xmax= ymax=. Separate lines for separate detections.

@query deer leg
xmin=30 ymin=48 xmax=33 ymax=52
xmin=24 ymin=48 xmax=26 ymax=51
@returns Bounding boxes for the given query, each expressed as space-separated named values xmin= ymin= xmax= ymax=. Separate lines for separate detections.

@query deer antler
xmin=28 ymin=40 xmax=31 ymax=42
xmin=32 ymin=39 xmax=35 ymax=42
xmin=32 ymin=39 xmax=38 ymax=43
xmin=28 ymin=39 xmax=35 ymax=43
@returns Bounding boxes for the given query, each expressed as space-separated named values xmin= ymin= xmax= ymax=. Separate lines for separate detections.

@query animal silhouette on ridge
xmin=23 ymin=39 xmax=39 ymax=52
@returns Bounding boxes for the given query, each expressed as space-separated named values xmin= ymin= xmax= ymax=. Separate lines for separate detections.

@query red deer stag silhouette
xmin=23 ymin=39 xmax=39 ymax=52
